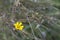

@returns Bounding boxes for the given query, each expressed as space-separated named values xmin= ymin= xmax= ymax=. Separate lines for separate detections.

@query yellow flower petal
xmin=16 ymin=22 xmax=19 ymax=25
xmin=13 ymin=22 xmax=24 ymax=31
xmin=14 ymin=22 xmax=18 ymax=26
xmin=19 ymin=22 xmax=22 ymax=25
xmin=19 ymin=26 xmax=24 ymax=31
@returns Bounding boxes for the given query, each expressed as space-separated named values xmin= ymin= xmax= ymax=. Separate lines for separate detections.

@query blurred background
xmin=0 ymin=0 xmax=60 ymax=40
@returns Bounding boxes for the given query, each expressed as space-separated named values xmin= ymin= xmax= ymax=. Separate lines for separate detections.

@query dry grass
xmin=0 ymin=0 xmax=60 ymax=40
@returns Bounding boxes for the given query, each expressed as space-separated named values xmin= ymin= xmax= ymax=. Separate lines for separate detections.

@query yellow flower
xmin=14 ymin=22 xmax=24 ymax=31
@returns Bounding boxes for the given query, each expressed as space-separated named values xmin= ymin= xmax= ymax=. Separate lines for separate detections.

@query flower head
xmin=14 ymin=22 xmax=24 ymax=31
